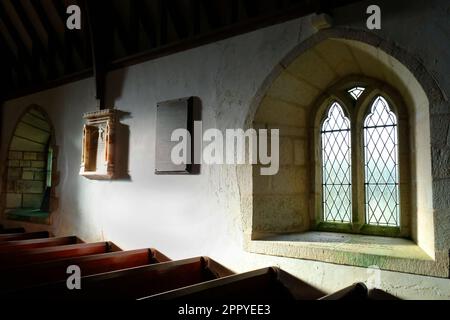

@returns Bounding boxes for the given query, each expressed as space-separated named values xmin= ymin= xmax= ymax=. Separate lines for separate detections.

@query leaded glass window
xmin=364 ymin=96 xmax=400 ymax=226
xmin=348 ymin=87 xmax=365 ymax=100
xmin=321 ymin=102 xmax=352 ymax=223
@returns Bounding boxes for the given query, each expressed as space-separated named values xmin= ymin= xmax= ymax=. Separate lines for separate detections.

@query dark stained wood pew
xmin=0 ymin=236 xmax=82 ymax=254
xmin=142 ymin=267 xmax=325 ymax=301
xmin=0 ymin=227 xmax=25 ymax=234
xmin=0 ymin=241 xmax=119 ymax=269
xmin=0 ymin=248 xmax=170 ymax=293
xmin=319 ymin=282 xmax=368 ymax=300
xmin=0 ymin=231 xmax=49 ymax=242
xmin=6 ymin=257 xmax=233 ymax=300
xmin=368 ymin=288 xmax=401 ymax=300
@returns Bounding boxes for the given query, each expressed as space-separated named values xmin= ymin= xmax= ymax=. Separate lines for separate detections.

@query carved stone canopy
xmin=80 ymin=109 xmax=120 ymax=180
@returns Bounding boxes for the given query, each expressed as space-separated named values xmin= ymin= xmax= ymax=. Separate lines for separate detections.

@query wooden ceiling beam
xmin=10 ymin=0 xmax=54 ymax=79
xmin=30 ymin=0 xmax=68 ymax=75
xmin=84 ymin=0 xmax=109 ymax=109
xmin=52 ymin=0 xmax=88 ymax=69
xmin=200 ymin=0 xmax=223 ymax=30
xmin=0 ymin=34 xmax=26 ymax=87
xmin=135 ymin=0 xmax=157 ymax=49
xmin=157 ymin=0 xmax=168 ymax=46
xmin=110 ymin=4 xmax=132 ymax=55
xmin=166 ymin=1 xmax=190 ymax=40
xmin=129 ymin=0 xmax=139 ymax=53
xmin=0 ymin=3 xmax=41 ymax=82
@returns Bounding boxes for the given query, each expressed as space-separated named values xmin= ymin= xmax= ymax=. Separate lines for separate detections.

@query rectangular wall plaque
xmin=155 ymin=97 xmax=200 ymax=174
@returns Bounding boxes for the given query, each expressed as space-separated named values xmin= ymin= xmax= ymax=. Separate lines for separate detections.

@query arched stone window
xmin=314 ymin=82 xmax=410 ymax=237
xmin=243 ymin=32 xmax=447 ymax=277
xmin=363 ymin=96 xmax=399 ymax=227
xmin=320 ymin=102 xmax=352 ymax=224
xmin=2 ymin=105 xmax=58 ymax=225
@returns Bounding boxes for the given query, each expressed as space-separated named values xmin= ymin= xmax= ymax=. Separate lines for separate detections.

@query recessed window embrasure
xmin=317 ymin=91 xmax=404 ymax=234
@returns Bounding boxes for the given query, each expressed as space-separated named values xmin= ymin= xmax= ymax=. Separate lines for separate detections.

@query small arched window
xmin=321 ymin=102 xmax=352 ymax=223
xmin=363 ymin=96 xmax=399 ymax=227
xmin=315 ymin=82 xmax=410 ymax=237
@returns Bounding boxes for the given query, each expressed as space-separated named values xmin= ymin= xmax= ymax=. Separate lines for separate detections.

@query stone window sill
xmin=245 ymin=231 xmax=447 ymax=277
xmin=5 ymin=208 xmax=51 ymax=225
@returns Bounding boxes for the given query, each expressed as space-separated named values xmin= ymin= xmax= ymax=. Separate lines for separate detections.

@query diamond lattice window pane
xmin=321 ymin=102 xmax=352 ymax=223
xmin=364 ymin=96 xmax=400 ymax=226
xmin=348 ymin=87 xmax=365 ymax=100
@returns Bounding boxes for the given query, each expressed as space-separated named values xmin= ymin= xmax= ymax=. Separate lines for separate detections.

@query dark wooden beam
xmin=30 ymin=0 xmax=68 ymax=76
xmin=0 ymin=35 xmax=24 ymax=88
xmin=200 ymin=0 xmax=223 ymax=30
xmin=2 ymin=68 xmax=93 ymax=102
xmin=110 ymin=3 xmax=133 ymax=55
xmin=188 ymin=0 xmax=201 ymax=36
xmin=166 ymin=1 xmax=190 ymax=40
xmin=136 ymin=0 xmax=157 ymax=49
xmin=158 ymin=0 xmax=168 ymax=46
xmin=243 ymin=0 xmax=259 ymax=18
xmin=0 ymin=3 xmax=40 ymax=82
xmin=2 ymin=0 xmax=364 ymax=102
xmin=10 ymin=0 xmax=53 ymax=79
xmin=52 ymin=0 xmax=87 ymax=69
xmin=108 ymin=0 xmax=326 ymax=70
xmin=84 ymin=0 xmax=109 ymax=109
xmin=129 ymin=0 xmax=139 ymax=53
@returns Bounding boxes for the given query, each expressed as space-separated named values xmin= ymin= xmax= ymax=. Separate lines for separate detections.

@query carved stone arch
xmin=240 ymin=28 xmax=448 ymax=277
xmin=1 ymin=104 xmax=59 ymax=225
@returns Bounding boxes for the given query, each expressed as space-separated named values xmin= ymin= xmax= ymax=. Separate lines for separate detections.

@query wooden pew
xmin=7 ymin=257 xmax=232 ymax=300
xmin=0 ymin=248 xmax=170 ymax=293
xmin=368 ymin=288 xmax=401 ymax=300
xmin=319 ymin=283 xmax=368 ymax=300
xmin=0 ymin=227 xmax=25 ymax=234
xmin=0 ymin=236 xmax=82 ymax=254
xmin=142 ymin=267 xmax=325 ymax=301
xmin=0 ymin=241 xmax=118 ymax=269
xmin=0 ymin=231 xmax=49 ymax=242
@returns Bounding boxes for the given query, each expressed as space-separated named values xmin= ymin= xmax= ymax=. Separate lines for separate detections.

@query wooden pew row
xmin=6 ymin=257 xmax=233 ymax=300
xmin=0 ymin=231 xmax=49 ymax=242
xmin=142 ymin=267 xmax=325 ymax=301
xmin=0 ymin=248 xmax=170 ymax=293
xmin=0 ymin=236 xmax=82 ymax=254
xmin=0 ymin=227 xmax=25 ymax=234
xmin=0 ymin=241 xmax=119 ymax=269
xmin=319 ymin=283 xmax=368 ymax=300
xmin=368 ymin=288 xmax=401 ymax=300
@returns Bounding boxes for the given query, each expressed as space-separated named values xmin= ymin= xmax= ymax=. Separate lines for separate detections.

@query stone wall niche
xmin=80 ymin=109 xmax=124 ymax=180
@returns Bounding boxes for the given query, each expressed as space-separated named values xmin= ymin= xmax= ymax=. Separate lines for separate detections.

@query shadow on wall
xmin=114 ymin=111 xmax=131 ymax=181
xmin=106 ymin=68 xmax=131 ymax=181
